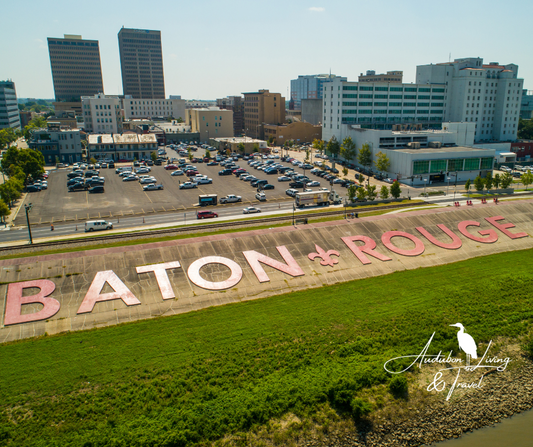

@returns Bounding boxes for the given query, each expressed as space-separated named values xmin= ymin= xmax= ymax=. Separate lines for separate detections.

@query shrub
xmin=522 ymin=334 xmax=533 ymax=359
xmin=388 ymin=375 xmax=408 ymax=399
xmin=350 ymin=397 xmax=373 ymax=419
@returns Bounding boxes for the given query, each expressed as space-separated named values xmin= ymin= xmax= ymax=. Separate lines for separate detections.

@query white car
xmin=195 ymin=177 xmax=213 ymax=185
xmin=140 ymin=177 xmax=157 ymax=184
xmin=171 ymin=170 xmax=185 ymax=176
xmin=255 ymin=192 xmax=266 ymax=201
xmin=306 ymin=181 xmax=320 ymax=187
xmin=278 ymin=176 xmax=291 ymax=182
xmin=243 ymin=206 xmax=261 ymax=214
xmin=122 ymin=175 xmax=139 ymax=182
xmin=179 ymin=182 xmax=197 ymax=189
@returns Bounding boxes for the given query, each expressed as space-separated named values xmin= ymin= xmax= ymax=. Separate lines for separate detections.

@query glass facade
xmin=413 ymin=160 xmax=430 ymax=174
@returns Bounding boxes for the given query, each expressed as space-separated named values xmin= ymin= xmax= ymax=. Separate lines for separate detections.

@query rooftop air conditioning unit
xmin=428 ymin=141 xmax=442 ymax=148
xmin=407 ymin=142 xmax=421 ymax=149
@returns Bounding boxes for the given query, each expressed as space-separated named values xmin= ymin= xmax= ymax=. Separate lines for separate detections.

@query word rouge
xmin=3 ymin=216 xmax=527 ymax=326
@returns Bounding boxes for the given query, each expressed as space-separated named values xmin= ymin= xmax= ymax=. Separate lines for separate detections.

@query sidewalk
xmin=1 ymin=193 xmax=27 ymax=230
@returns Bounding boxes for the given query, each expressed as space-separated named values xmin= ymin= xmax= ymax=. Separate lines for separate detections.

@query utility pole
xmin=25 ymin=203 xmax=33 ymax=244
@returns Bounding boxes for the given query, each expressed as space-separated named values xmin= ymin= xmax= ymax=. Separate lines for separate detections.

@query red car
xmin=186 ymin=170 xmax=199 ymax=176
xmin=197 ymin=210 xmax=218 ymax=219
xmin=203 ymin=157 xmax=209 ymax=162
xmin=164 ymin=164 xmax=180 ymax=170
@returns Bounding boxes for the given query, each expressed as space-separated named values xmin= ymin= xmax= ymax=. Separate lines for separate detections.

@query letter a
xmin=77 ymin=271 xmax=141 ymax=314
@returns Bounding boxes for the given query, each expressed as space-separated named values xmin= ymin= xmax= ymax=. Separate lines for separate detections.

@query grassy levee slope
xmin=1 ymin=248 xmax=533 ymax=446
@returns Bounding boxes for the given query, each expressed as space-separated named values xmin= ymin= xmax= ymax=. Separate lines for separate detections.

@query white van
xmin=85 ymin=220 xmax=113 ymax=232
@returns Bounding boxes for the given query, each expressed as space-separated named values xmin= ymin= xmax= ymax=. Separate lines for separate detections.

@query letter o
xmin=187 ymin=256 xmax=243 ymax=290
xmin=381 ymin=231 xmax=425 ymax=256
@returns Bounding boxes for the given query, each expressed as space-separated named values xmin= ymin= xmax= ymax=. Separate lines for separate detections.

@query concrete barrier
xmin=1 ymin=200 xmax=532 ymax=343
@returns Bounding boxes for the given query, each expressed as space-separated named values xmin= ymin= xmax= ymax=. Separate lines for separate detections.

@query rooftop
xmin=394 ymin=146 xmax=494 ymax=154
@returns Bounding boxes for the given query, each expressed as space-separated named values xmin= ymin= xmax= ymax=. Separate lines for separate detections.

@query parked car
xmin=122 ymin=175 xmax=139 ymax=182
xmin=143 ymin=184 xmax=164 ymax=191
xmin=140 ymin=177 xmax=157 ymax=184
xmin=197 ymin=210 xmax=218 ymax=219
xmin=171 ymin=170 xmax=185 ymax=176
xmin=306 ymin=181 xmax=321 ymax=187
xmin=88 ymin=185 xmax=105 ymax=193
xmin=195 ymin=177 xmax=213 ymax=184
xmin=85 ymin=220 xmax=113 ymax=232
xmin=164 ymin=164 xmax=180 ymax=170
xmin=255 ymin=192 xmax=267 ymax=201
xmin=26 ymin=185 xmax=41 ymax=192
xmin=218 ymin=169 xmax=233 ymax=176
xmin=262 ymin=184 xmax=275 ymax=190
xmin=243 ymin=206 xmax=261 ymax=214
xmin=207 ymin=161 xmax=219 ymax=166
xmin=68 ymin=183 xmax=87 ymax=192
xmin=286 ymin=188 xmax=298 ymax=197
xmin=179 ymin=182 xmax=197 ymax=189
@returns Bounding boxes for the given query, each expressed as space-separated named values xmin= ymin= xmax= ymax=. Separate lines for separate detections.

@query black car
xmin=88 ymin=185 xmax=105 ymax=193
xmin=218 ymin=169 xmax=233 ymax=176
xmin=85 ymin=170 xmax=99 ymax=178
xmin=68 ymin=183 xmax=88 ymax=192
xmin=67 ymin=178 xmax=84 ymax=186
xmin=86 ymin=178 xmax=104 ymax=186
xmin=289 ymin=181 xmax=305 ymax=188
xmin=154 ymin=160 xmax=162 ymax=166
xmin=262 ymin=184 xmax=275 ymax=190
xmin=68 ymin=170 xmax=83 ymax=179
xmin=26 ymin=185 xmax=41 ymax=192
xmin=108 ymin=162 xmax=115 ymax=168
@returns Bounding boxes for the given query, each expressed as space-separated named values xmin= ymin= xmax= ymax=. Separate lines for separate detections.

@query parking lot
xmin=16 ymin=147 xmax=329 ymax=226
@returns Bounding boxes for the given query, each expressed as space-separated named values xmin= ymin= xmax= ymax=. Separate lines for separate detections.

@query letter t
xmin=136 ymin=261 xmax=181 ymax=300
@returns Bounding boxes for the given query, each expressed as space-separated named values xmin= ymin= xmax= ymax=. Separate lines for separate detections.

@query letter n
xmin=4 ymin=280 xmax=60 ymax=325
xmin=77 ymin=271 xmax=141 ymax=314
xmin=243 ymin=246 xmax=304 ymax=283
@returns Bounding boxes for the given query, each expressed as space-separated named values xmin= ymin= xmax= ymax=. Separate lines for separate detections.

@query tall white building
xmin=322 ymin=57 xmax=523 ymax=145
xmin=0 ymin=80 xmax=21 ymax=130
xmin=416 ymin=58 xmax=523 ymax=143
xmin=81 ymin=93 xmax=123 ymax=134
xmin=290 ymin=74 xmax=346 ymax=109
xmin=122 ymin=97 xmax=186 ymax=121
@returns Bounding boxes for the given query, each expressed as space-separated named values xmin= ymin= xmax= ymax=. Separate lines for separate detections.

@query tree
xmin=390 ymin=180 xmax=401 ymax=199
xmin=305 ymin=149 xmax=310 ymax=163
xmin=0 ymin=128 xmax=19 ymax=150
xmin=19 ymin=149 xmax=45 ymax=182
xmin=347 ymin=185 xmax=358 ymax=202
xmin=237 ymin=143 xmax=246 ymax=154
xmin=205 ymin=149 xmax=211 ymax=159
xmin=0 ymin=199 xmax=10 ymax=225
xmin=188 ymin=149 xmax=193 ymax=161
xmin=0 ymin=180 xmax=22 ymax=208
xmin=493 ymin=173 xmax=501 ymax=189
xmin=357 ymin=143 xmax=373 ymax=168
xmin=464 ymin=179 xmax=471 ymax=195
xmin=312 ymin=139 xmax=325 ymax=156
xmin=151 ymin=151 xmax=157 ymax=161
xmin=518 ymin=118 xmax=533 ymax=140
xmin=366 ymin=184 xmax=377 ymax=201
xmin=522 ymin=170 xmax=533 ymax=191
xmin=267 ymin=136 xmax=275 ymax=146
xmin=374 ymin=151 xmax=391 ymax=173
xmin=252 ymin=143 xmax=259 ymax=154
xmin=500 ymin=172 xmax=513 ymax=189
xmin=340 ymin=137 xmax=356 ymax=162
xmin=380 ymin=185 xmax=390 ymax=200
xmin=474 ymin=175 xmax=485 ymax=192
xmin=356 ymin=187 xmax=367 ymax=201
xmin=89 ymin=157 xmax=97 ymax=164
xmin=177 ymin=117 xmax=184 ymax=123
xmin=484 ymin=172 xmax=493 ymax=191
xmin=326 ymin=136 xmax=341 ymax=160
xmin=342 ymin=167 xmax=348 ymax=177
xmin=358 ymin=173 xmax=365 ymax=184
xmin=23 ymin=116 xmax=47 ymax=140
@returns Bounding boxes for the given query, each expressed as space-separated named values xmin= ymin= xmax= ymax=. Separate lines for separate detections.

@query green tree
xmin=518 ymin=118 xmax=533 ymax=140
xmin=0 ymin=180 xmax=22 ymax=208
xmin=358 ymin=173 xmax=365 ymax=184
xmin=522 ymin=170 xmax=533 ymax=191
xmin=205 ymin=149 xmax=211 ymax=159
xmin=493 ymin=173 xmax=501 ymax=189
xmin=188 ymin=149 xmax=193 ymax=161
xmin=19 ymin=148 xmax=45 ymax=182
xmin=356 ymin=187 xmax=367 ymax=201
xmin=89 ymin=157 xmax=97 ymax=164
xmin=151 ymin=151 xmax=157 ymax=161
xmin=252 ymin=143 xmax=259 ymax=154
xmin=380 ymin=185 xmax=390 ymax=200
xmin=0 ymin=199 xmax=10 ymax=225
xmin=500 ymin=172 xmax=513 ymax=189
xmin=340 ymin=137 xmax=356 ymax=162
xmin=0 ymin=146 xmax=20 ymax=175
xmin=474 ymin=175 xmax=485 ymax=192
xmin=176 ymin=117 xmax=184 ymax=123
xmin=305 ymin=149 xmax=310 ymax=163
xmin=23 ymin=116 xmax=47 ymax=140
xmin=390 ymin=180 xmax=401 ymax=199
xmin=312 ymin=139 xmax=325 ymax=156
xmin=0 ymin=128 xmax=20 ymax=150
xmin=484 ymin=172 xmax=493 ymax=191
xmin=357 ymin=143 xmax=373 ymax=168
xmin=342 ymin=166 xmax=348 ymax=177
xmin=347 ymin=184 xmax=358 ymax=202
xmin=237 ymin=143 xmax=246 ymax=154
xmin=366 ymin=184 xmax=377 ymax=201
xmin=326 ymin=136 xmax=341 ymax=160
xmin=464 ymin=179 xmax=471 ymax=195
xmin=374 ymin=151 xmax=391 ymax=173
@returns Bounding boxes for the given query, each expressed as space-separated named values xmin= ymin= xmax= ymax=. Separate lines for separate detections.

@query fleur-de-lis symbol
xmin=308 ymin=244 xmax=340 ymax=267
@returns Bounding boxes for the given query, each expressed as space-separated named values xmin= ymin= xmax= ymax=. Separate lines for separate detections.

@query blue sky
xmin=2 ymin=0 xmax=532 ymax=100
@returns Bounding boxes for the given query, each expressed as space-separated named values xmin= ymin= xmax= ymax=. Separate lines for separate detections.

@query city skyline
xmin=2 ymin=0 xmax=533 ymax=100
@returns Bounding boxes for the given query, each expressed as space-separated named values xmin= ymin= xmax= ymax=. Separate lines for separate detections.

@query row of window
xmin=341 ymin=102 xmax=444 ymax=107
xmin=413 ymin=157 xmax=493 ymax=175
xmin=341 ymin=110 xmax=443 ymax=115
xmin=341 ymin=85 xmax=445 ymax=93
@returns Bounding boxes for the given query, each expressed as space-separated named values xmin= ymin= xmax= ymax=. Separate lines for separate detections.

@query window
xmin=404 ymin=103 xmax=416 ymax=107
xmin=405 ymin=87 xmax=417 ymax=92
xmin=360 ymin=86 xmax=373 ymax=91
xmin=389 ymin=102 xmax=402 ymax=107
xmin=404 ymin=95 xmax=415 ymax=99
xmin=430 ymin=159 xmax=446 ymax=173
xmin=447 ymin=158 xmax=464 ymax=171
xmin=375 ymin=87 xmax=388 ymax=91
xmin=342 ymin=102 xmax=358 ymax=106
xmin=375 ymin=94 xmax=388 ymax=99
xmin=343 ymin=86 xmax=358 ymax=91
xmin=464 ymin=158 xmax=480 ymax=171
xmin=374 ymin=102 xmax=387 ymax=107
xmin=390 ymin=87 xmax=403 ymax=92
xmin=358 ymin=102 xmax=372 ymax=106
xmin=418 ymin=95 xmax=430 ymax=99
xmin=343 ymin=94 xmax=357 ymax=98
xmin=413 ymin=160 xmax=429 ymax=174
xmin=359 ymin=94 xmax=373 ymax=99
xmin=419 ymin=88 xmax=431 ymax=92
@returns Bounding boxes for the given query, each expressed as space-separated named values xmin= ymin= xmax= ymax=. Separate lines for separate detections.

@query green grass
xmin=1 ymin=248 xmax=533 ymax=446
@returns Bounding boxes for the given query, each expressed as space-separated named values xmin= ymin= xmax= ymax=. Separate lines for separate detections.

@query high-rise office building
xmin=290 ymin=74 xmax=346 ymax=110
xmin=243 ymin=90 xmax=285 ymax=140
xmin=47 ymin=35 xmax=104 ymax=102
xmin=118 ymin=28 xmax=165 ymax=99
xmin=0 ymin=80 xmax=21 ymax=130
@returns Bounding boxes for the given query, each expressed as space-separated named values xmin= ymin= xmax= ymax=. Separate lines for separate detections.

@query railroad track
xmin=0 ymin=201 xmax=427 ymax=254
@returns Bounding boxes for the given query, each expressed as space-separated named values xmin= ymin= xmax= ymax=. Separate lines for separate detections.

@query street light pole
xmin=423 ymin=178 xmax=428 ymax=197
xmin=446 ymin=177 xmax=450 ymax=196
xmin=292 ymin=202 xmax=295 ymax=225
xmin=25 ymin=203 xmax=33 ymax=244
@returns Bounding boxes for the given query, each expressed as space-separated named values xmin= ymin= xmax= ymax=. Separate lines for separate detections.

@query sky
xmin=2 ymin=0 xmax=533 ymax=101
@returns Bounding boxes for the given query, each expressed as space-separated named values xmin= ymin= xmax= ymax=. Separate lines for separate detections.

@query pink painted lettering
xmin=381 ymin=231 xmax=425 ymax=256
xmin=77 ymin=270 xmax=141 ymax=314
xmin=187 ymin=256 xmax=243 ymax=290
xmin=341 ymin=235 xmax=392 ymax=265
xmin=243 ymin=246 xmax=304 ymax=283
xmin=485 ymin=216 xmax=528 ymax=239
xmin=136 ymin=261 xmax=181 ymax=299
xmin=457 ymin=220 xmax=498 ymax=243
xmin=4 ymin=280 xmax=60 ymax=325
xmin=416 ymin=224 xmax=462 ymax=250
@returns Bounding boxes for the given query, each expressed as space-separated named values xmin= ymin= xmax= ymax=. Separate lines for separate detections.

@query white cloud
xmin=309 ymin=7 xmax=325 ymax=12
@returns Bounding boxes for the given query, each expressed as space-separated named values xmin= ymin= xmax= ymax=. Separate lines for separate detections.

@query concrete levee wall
xmin=1 ymin=201 xmax=532 ymax=343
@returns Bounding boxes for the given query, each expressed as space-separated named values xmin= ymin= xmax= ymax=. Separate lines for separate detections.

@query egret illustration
xmin=450 ymin=323 xmax=478 ymax=366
